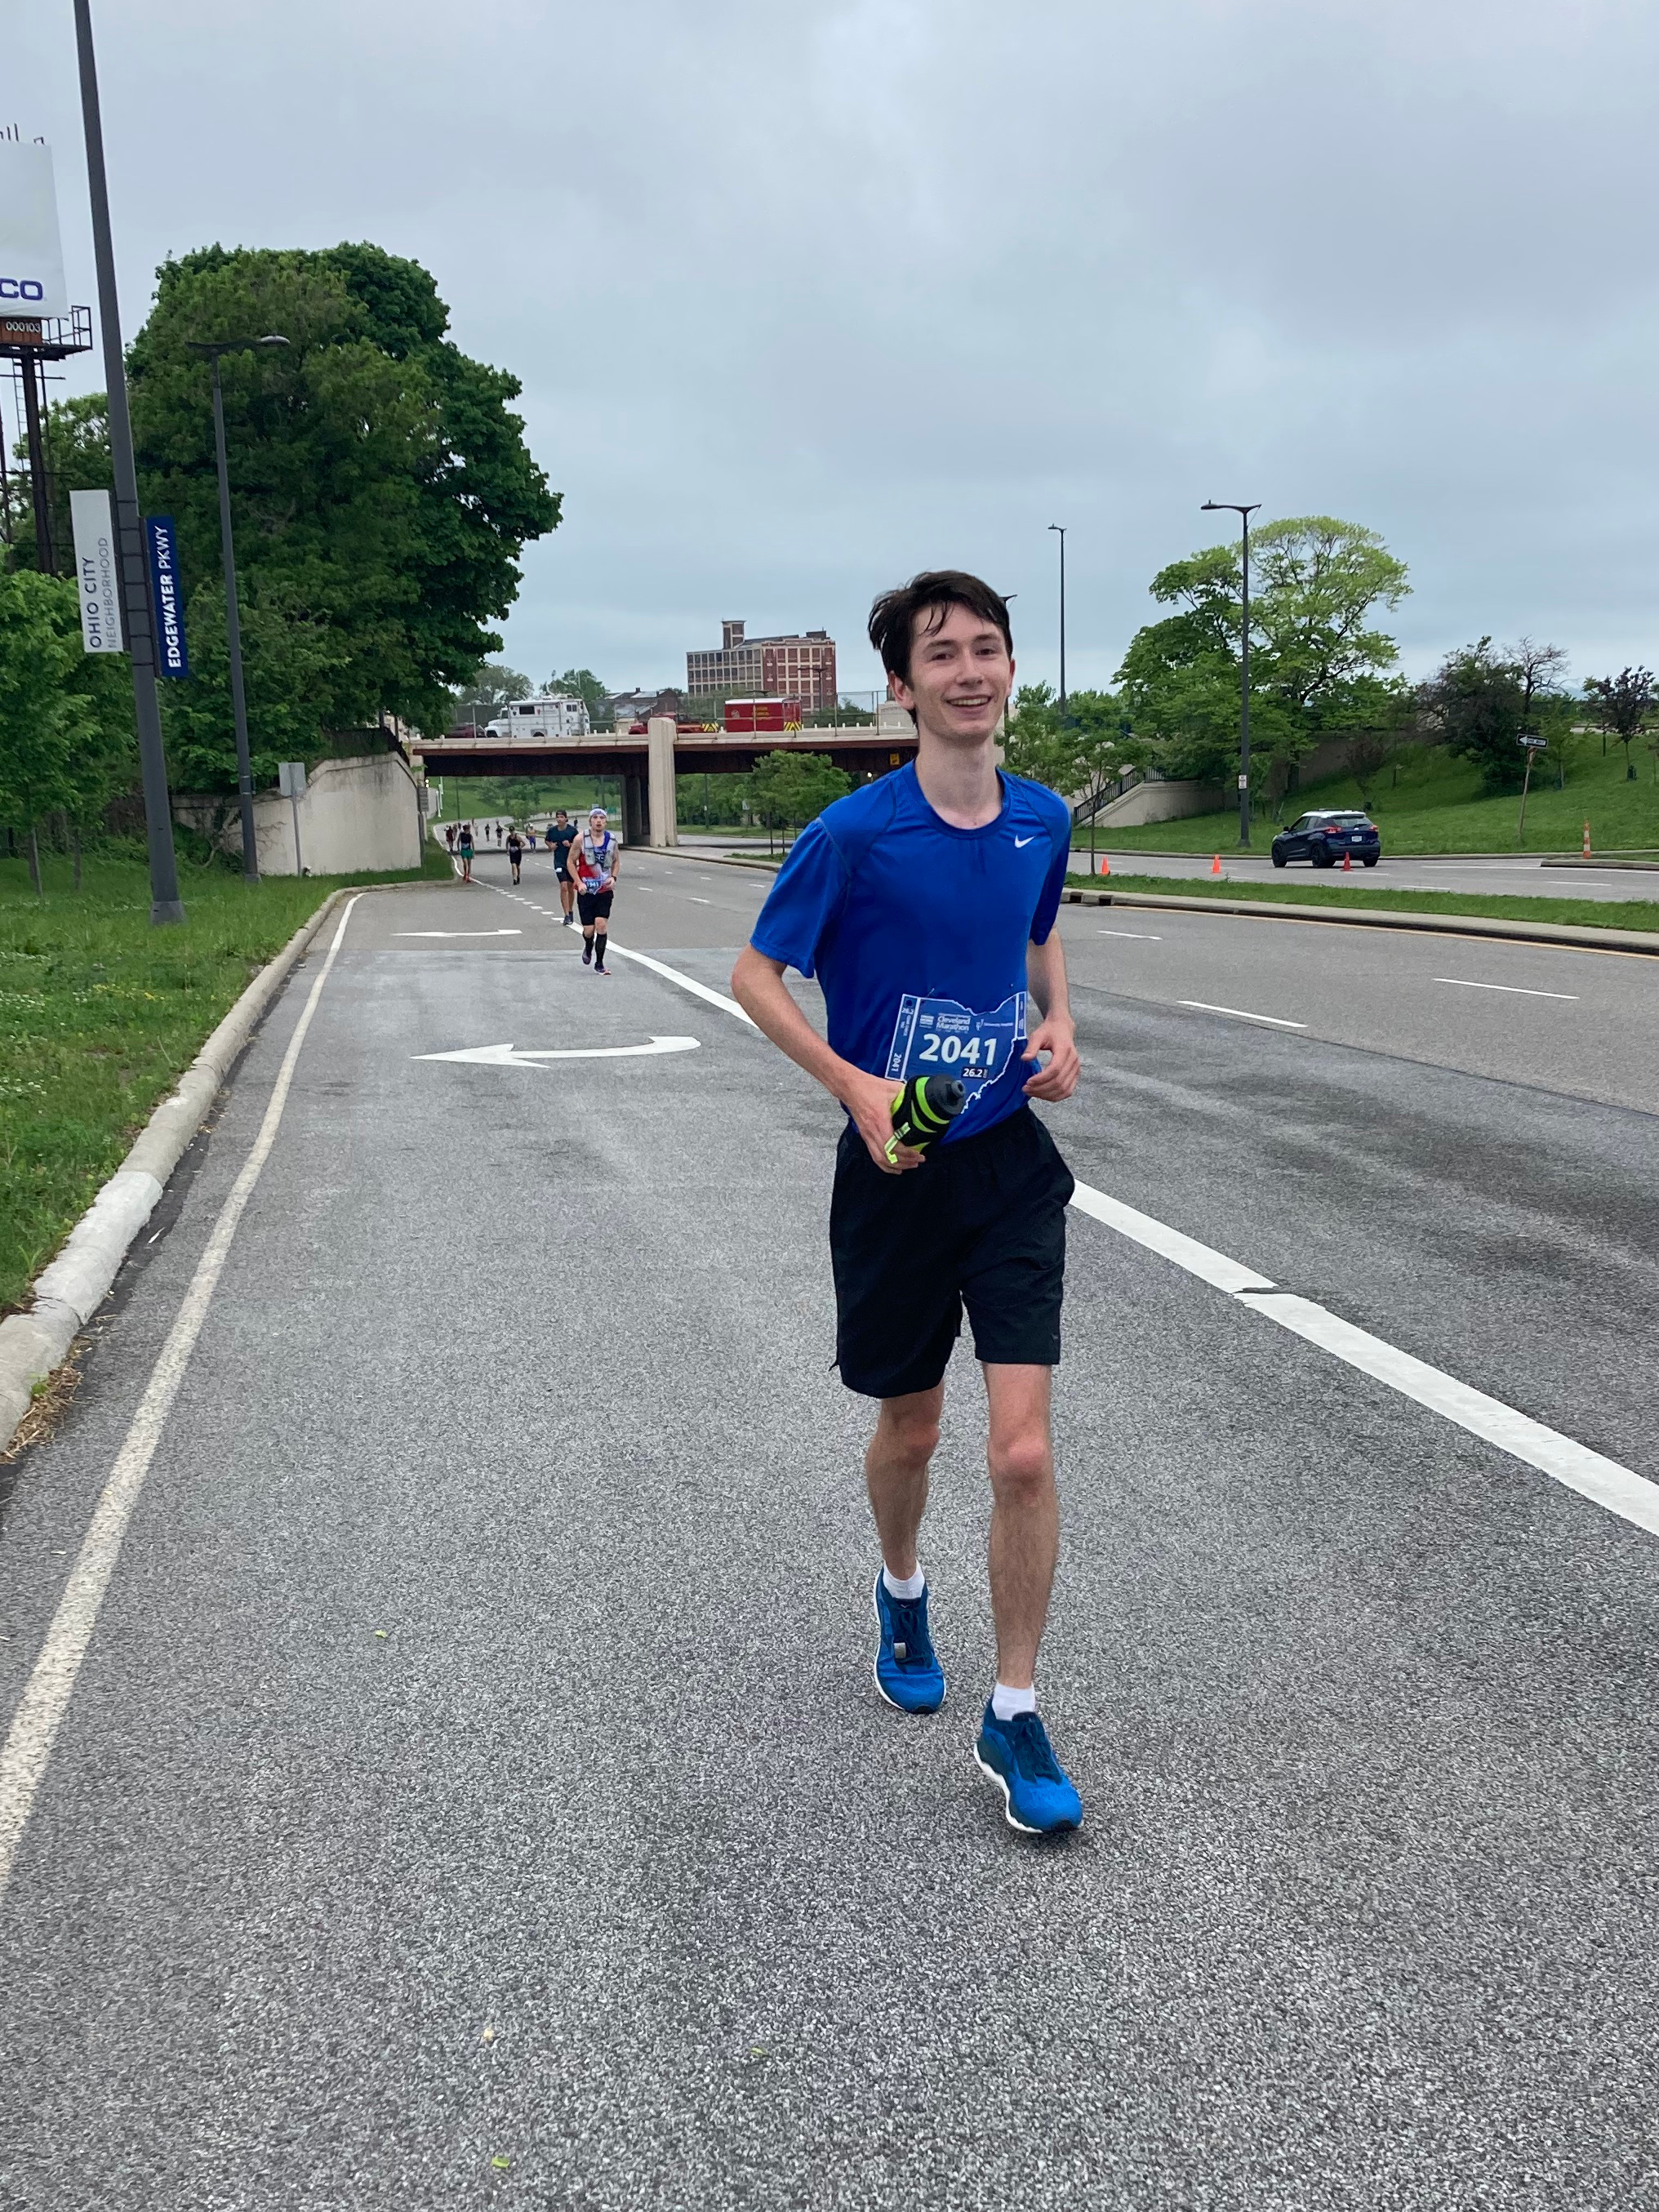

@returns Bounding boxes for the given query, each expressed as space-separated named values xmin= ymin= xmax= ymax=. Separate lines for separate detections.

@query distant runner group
xmin=442 ymin=806 xmax=619 ymax=974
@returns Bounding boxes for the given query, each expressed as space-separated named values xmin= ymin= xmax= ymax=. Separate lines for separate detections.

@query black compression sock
xmin=594 ymin=934 xmax=607 ymax=967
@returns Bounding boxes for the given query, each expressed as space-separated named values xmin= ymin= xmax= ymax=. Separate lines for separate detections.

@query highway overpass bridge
xmin=408 ymin=713 xmax=917 ymax=845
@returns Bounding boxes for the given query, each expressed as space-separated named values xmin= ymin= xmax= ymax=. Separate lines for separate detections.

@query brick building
xmin=687 ymin=620 xmax=838 ymax=712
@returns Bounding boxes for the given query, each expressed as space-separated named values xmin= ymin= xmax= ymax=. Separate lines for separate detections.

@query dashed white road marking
xmin=1178 ymin=999 xmax=1307 ymax=1030
xmin=1096 ymin=929 xmax=1163 ymax=940
xmin=1434 ymin=977 xmax=1578 ymax=1001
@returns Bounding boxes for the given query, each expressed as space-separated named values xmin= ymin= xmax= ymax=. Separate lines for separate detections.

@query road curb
xmin=1062 ymin=886 xmax=1659 ymax=955
xmin=0 ymin=883 xmax=369 ymax=1453
xmin=650 ymin=848 xmax=781 ymax=873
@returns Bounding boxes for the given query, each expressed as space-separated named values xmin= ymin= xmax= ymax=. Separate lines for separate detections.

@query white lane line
xmin=1069 ymin=1176 xmax=1658 ymax=1541
xmin=418 ymin=1036 xmax=700 ymax=1066
xmin=0 ymin=895 xmax=364 ymax=1902
xmin=1070 ymin=1183 xmax=1274 ymax=1295
xmin=397 ymin=928 xmax=522 ymax=939
xmin=1178 ymin=999 xmax=1307 ymax=1030
xmin=480 ymin=880 xmax=755 ymax=1025
xmin=603 ymin=941 xmax=756 ymax=1024
xmin=1434 ymin=977 xmax=1578 ymax=1001
xmin=1097 ymin=929 xmax=1163 ymax=940
xmin=687 ymin=897 xmax=713 ymax=906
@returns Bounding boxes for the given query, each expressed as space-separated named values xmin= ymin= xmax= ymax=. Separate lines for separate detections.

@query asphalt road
xmin=2 ymin=842 xmax=1656 ymax=2210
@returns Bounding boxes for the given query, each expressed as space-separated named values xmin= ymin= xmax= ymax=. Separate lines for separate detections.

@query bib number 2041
xmin=886 ymin=992 xmax=1027 ymax=1106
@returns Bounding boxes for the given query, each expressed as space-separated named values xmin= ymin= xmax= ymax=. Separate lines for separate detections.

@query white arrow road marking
xmin=416 ymin=1035 xmax=701 ymax=1067
xmin=397 ymin=928 xmax=523 ymax=938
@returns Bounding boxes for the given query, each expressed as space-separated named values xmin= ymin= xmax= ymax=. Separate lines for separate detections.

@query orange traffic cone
xmin=1098 ymin=855 xmax=1111 ymax=877
xmin=1210 ymin=853 xmax=1222 ymax=876
xmin=1582 ymin=821 xmax=1592 ymax=858
xmin=1342 ymin=848 xmax=1352 ymax=870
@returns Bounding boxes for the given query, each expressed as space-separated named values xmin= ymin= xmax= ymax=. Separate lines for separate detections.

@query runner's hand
xmin=1021 ymin=1014 xmax=1080 ymax=1101
xmin=842 ymin=1068 xmax=921 ymax=1174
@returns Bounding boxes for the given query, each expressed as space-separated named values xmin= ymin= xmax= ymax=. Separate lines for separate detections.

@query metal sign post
xmin=278 ymin=760 xmax=307 ymax=875
xmin=1517 ymin=732 xmax=1547 ymax=843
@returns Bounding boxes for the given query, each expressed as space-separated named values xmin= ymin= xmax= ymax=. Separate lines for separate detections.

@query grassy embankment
xmin=1079 ymin=739 xmax=1659 ymax=857
xmin=1064 ymin=870 xmax=1659 ymax=935
xmin=0 ymin=844 xmax=449 ymax=1315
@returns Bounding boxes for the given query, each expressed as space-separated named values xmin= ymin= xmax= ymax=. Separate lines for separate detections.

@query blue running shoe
xmin=871 ymin=1570 xmax=945 ymax=1714
xmin=974 ymin=1702 xmax=1083 ymax=1834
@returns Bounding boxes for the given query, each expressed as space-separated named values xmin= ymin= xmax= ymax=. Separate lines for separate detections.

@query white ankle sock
xmin=883 ymin=1564 xmax=925 ymax=1601
xmin=992 ymin=1681 xmax=1037 ymax=1721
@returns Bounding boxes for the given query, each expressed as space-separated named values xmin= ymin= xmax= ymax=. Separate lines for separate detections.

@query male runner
xmin=572 ymin=805 xmax=620 ymax=974
xmin=506 ymin=826 xmax=524 ymax=883
xmin=548 ymin=810 xmax=577 ymax=926
xmin=731 ymin=571 xmax=1083 ymax=1836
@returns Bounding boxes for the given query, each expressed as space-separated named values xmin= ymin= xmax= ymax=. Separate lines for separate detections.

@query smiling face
xmin=889 ymin=601 xmax=1014 ymax=749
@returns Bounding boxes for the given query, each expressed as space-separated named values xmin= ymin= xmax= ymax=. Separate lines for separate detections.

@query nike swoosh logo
xmin=1013 ymin=835 xmax=1036 ymax=848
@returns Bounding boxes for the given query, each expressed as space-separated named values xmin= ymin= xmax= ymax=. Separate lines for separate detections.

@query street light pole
xmin=73 ymin=0 xmax=185 ymax=923
xmin=1202 ymin=499 xmax=1261 ymax=846
xmin=189 ymin=336 xmax=288 ymax=882
xmin=1047 ymin=523 xmax=1067 ymax=714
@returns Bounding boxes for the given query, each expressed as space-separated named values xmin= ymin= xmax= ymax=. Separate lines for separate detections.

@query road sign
xmin=144 ymin=516 xmax=189 ymax=677
xmin=1519 ymin=735 xmax=1546 ymax=750
xmin=69 ymin=489 xmax=122 ymax=653
xmin=278 ymin=761 xmax=307 ymax=797
xmin=416 ymin=1037 xmax=701 ymax=1068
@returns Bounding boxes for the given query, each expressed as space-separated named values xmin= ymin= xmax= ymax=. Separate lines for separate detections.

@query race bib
xmin=885 ymin=991 xmax=1027 ymax=1115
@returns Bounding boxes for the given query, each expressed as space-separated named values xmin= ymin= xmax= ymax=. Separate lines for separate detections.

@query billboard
xmin=0 ymin=141 xmax=70 ymax=319
xmin=69 ymin=489 xmax=124 ymax=655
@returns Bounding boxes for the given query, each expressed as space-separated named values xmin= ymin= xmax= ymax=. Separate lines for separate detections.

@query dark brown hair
xmin=867 ymin=570 xmax=1014 ymax=685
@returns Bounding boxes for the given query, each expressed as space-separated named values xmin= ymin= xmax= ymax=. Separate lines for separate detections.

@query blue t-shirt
xmin=749 ymin=763 xmax=1072 ymax=1142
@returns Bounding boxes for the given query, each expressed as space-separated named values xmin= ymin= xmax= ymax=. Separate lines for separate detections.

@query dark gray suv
xmin=1271 ymin=810 xmax=1381 ymax=868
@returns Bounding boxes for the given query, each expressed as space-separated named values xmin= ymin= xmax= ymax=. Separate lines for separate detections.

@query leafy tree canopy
xmin=1115 ymin=517 xmax=1409 ymax=786
xmin=127 ymin=241 xmax=559 ymax=775
xmin=549 ymin=668 xmax=610 ymax=728
xmin=1582 ymin=665 xmax=1654 ymax=781
xmin=0 ymin=570 xmax=136 ymax=853
xmin=1416 ymin=637 xmax=1570 ymax=793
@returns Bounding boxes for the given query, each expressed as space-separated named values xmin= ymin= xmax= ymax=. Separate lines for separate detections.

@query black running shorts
xmin=830 ymin=1105 xmax=1075 ymax=1400
xmin=577 ymin=889 xmax=614 ymax=924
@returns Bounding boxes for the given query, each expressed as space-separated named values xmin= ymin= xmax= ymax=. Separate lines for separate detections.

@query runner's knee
xmin=878 ymin=1399 xmax=941 ymax=1470
xmin=988 ymin=1428 xmax=1052 ymax=1503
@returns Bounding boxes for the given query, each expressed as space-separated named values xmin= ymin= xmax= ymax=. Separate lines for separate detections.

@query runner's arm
xmin=730 ymin=946 xmax=920 ymax=1175
xmin=1022 ymin=931 xmax=1080 ymax=1101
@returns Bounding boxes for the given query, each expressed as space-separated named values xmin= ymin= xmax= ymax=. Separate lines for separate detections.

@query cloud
xmin=18 ymin=0 xmax=1659 ymax=696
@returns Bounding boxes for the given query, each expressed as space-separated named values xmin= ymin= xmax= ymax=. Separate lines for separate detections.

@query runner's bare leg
xmin=864 ymin=1383 xmax=944 ymax=1581
xmin=982 ymin=1364 xmax=1057 ymax=1690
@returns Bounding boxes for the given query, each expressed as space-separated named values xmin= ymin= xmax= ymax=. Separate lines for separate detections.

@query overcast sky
xmin=16 ymin=0 xmax=1659 ymax=701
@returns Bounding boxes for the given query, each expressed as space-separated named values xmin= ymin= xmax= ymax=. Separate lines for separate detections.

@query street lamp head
xmin=186 ymin=332 xmax=291 ymax=357
xmin=1047 ymin=522 xmax=1064 ymax=533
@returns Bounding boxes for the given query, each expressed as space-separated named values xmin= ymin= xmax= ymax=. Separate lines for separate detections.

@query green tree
xmin=1582 ymin=665 xmax=1653 ymax=782
xmin=159 ymin=576 xmax=353 ymax=796
xmin=1416 ymin=637 xmax=1568 ymax=794
xmin=0 ymin=572 xmax=134 ymax=889
xmin=548 ymin=667 xmax=610 ymax=728
xmin=451 ymin=663 xmax=532 ymax=729
xmin=1115 ymin=518 xmax=1408 ymax=803
xmin=6 ymin=392 xmax=115 ymax=573
xmin=127 ymin=242 xmax=559 ymax=762
xmin=744 ymin=750 xmax=851 ymax=852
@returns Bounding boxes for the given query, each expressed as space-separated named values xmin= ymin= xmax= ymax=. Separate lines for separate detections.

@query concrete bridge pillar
xmin=647 ymin=717 xmax=678 ymax=848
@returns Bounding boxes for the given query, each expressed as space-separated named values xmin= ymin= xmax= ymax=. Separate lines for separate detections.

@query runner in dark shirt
xmin=548 ymin=811 xmax=577 ymax=928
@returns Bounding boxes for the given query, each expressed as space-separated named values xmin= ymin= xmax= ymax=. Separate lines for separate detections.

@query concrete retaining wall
xmin=176 ymin=753 xmax=424 ymax=876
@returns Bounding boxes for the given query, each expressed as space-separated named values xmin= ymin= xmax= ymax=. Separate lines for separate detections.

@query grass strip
xmin=0 ymin=847 xmax=448 ymax=1315
xmin=1065 ymin=871 xmax=1659 ymax=935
